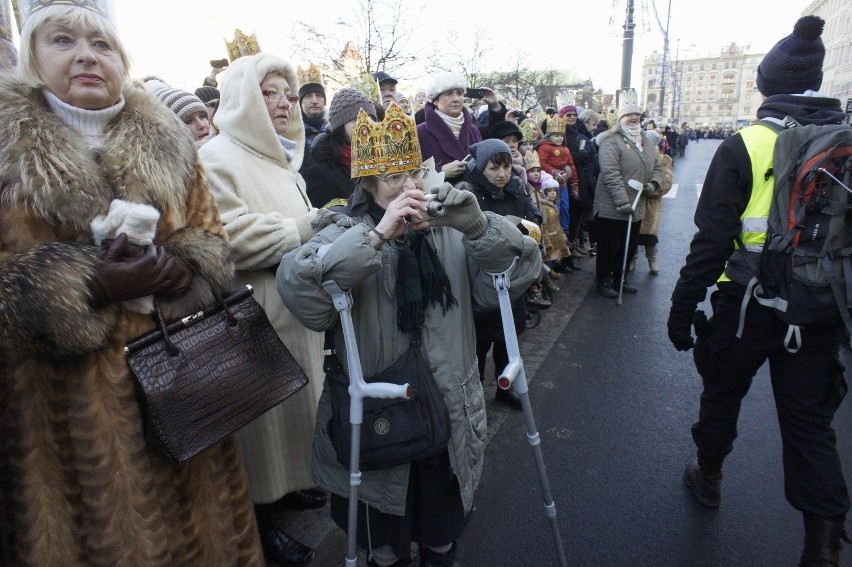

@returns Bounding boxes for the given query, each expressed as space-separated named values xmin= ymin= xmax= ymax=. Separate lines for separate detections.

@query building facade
xmin=640 ymin=4 xmax=851 ymax=129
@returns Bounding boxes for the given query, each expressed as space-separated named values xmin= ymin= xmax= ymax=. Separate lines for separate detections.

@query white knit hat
xmin=426 ymin=72 xmax=467 ymax=102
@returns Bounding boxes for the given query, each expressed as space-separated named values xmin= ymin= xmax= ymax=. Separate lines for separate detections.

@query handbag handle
xmin=153 ymin=275 xmax=237 ymax=356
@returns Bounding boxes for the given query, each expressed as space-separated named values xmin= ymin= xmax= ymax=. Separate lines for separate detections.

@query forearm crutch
xmin=488 ymin=259 xmax=568 ymax=567
xmin=321 ymin=281 xmax=411 ymax=567
xmin=617 ymin=187 xmax=645 ymax=305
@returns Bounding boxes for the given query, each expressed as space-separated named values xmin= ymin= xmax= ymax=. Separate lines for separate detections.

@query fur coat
xmin=0 ymin=75 xmax=263 ymax=566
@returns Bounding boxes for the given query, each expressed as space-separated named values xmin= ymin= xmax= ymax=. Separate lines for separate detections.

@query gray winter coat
xmin=593 ymin=126 xmax=663 ymax=222
xmin=277 ymin=209 xmax=541 ymax=516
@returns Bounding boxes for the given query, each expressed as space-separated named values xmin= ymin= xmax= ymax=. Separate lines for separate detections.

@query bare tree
xmin=426 ymin=27 xmax=494 ymax=89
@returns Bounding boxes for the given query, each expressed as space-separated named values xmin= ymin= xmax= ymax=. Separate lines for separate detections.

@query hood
xmin=214 ymin=52 xmax=305 ymax=169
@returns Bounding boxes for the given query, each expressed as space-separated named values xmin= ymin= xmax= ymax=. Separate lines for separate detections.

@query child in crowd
xmin=538 ymin=179 xmax=571 ymax=281
xmin=519 ymin=118 xmax=542 ymax=157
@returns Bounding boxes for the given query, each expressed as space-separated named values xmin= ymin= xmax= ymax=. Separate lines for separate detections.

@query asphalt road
xmin=281 ymin=138 xmax=852 ymax=567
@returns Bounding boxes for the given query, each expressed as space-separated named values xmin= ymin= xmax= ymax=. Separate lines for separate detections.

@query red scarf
xmin=337 ymin=144 xmax=352 ymax=169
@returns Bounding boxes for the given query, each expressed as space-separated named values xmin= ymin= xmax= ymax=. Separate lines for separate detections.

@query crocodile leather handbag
xmin=125 ymin=284 xmax=308 ymax=464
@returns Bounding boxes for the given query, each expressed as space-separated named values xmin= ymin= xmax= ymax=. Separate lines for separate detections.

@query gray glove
xmin=616 ymin=203 xmax=634 ymax=215
xmin=643 ymin=182 xmax=659 ymax=196
xmin=427 ymin=182 xmax=488 ymax=239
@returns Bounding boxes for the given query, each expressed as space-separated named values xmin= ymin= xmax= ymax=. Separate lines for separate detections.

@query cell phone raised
xmin=465 ymin=88 xmax=486 ymax=99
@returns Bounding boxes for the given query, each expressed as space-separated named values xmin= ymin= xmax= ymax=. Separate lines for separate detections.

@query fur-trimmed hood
xmin=0 ymin=74 xmax=197 ymax=235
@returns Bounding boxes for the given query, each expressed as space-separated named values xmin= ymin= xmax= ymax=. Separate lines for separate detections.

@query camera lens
xmin=426 ymin=200 xmax=444 ymax=218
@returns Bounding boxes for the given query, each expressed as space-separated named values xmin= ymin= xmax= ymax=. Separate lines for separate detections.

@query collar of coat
xmin=0 ymin=75 xmax=197 ymax=234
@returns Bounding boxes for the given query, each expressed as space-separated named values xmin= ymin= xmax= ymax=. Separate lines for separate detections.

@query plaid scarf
xmin=368 ymin=201 xmax=457 ymax=332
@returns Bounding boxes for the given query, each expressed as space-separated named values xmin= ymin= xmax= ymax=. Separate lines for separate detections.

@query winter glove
xmin=157 ymin=248 xmax=194 ymax=299
xmin=616 ymin=203 xmax=634 ymax=215
xmin=88 ymin=234 xmax=181 ymax=309
xmin=667 ymin=300 xmax=698 ymax=351
xmin=643 ymin=182 xmax=659 ymax=196
xmin=295 ymin=209 xmax=319 ymax=244
xmin=427 ymin=182 xmax=488 ymax=239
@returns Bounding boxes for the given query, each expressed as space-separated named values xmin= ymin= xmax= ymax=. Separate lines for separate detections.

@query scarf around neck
xmin=619 ymin=123 xmax=643 ymax=150
xmin=367 ymin=200 xmax=457 ymax=332
xmin=435 ymin=108 xmax=465 ymax=139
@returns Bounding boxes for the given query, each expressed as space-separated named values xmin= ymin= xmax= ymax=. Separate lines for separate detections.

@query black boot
xmin=596 ymin=279 xmax=618 ymax=298
xmin=683 ymin=458 xmax=722 ymax=508
xmin=277 ymin=489 xmax=328 ymax=510
xmin=420 ymin=542 xmax=458 ymax=567
xmin=259 ymin=526 xmax=315 ymax=567
xmin=799 ymin=513 xmax=851 ymax=567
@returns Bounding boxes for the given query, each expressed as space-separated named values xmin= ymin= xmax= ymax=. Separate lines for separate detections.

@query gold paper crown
xmin=297 ymin=63 xmax=323 ymax=87
xmin=351 ymin=102 xmax=421 ymax=179
xmin=225 ymin=29 xmax=261 ymax=63
xmin=619 ymin=88 xmax=639 ymax=110
xmin=519 ymin=119 xmax=541 ymax=142
xmin=17 ymin=0 xmax=115 ymax=24
xmin=523 ymin=150 xmax=541 ymax=170
xmin=350 ymin=72 xmax=380 ymax=105
xmin=546 ymin=115 xmax=567 ymax=135
xmin=1 ymin=0 xmax=13 ymax=41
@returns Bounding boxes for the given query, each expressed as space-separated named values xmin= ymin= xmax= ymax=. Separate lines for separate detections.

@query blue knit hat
xmin=756 ymin=16 xmax=825 ymax=97
xmin=468 ymin=139 xmax=512 ymax=172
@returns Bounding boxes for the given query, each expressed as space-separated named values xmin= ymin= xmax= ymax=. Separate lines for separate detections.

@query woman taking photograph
xmin=0 ymin=2 xmax=262 ymax=565
xmin=277 ymin=104 xmax=540 ymax=567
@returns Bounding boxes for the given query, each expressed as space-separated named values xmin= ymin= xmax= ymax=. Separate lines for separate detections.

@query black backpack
xmin=742 ymin=120 xmax=852 ymax=350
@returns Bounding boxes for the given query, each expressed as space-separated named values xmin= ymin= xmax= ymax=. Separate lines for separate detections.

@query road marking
xmin=664 ymin=183 xmax=678 ymax=198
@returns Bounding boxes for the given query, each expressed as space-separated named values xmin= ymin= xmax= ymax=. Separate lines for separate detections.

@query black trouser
xmin=477 ymin=339 xmax=508 ymax=382
xmin=594 ymin=216 xmax=641 ymax=283
xmin=692 ymin=290 xmax=850 ymax=523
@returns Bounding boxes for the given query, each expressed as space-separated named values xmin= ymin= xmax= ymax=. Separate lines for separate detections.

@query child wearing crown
xmin=277 ymin=104 xmax=541 ymax=567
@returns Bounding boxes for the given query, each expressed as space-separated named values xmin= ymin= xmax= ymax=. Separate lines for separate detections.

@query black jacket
xmin=670 ymin=94 xmax=846 ymax=308
xmin=303 ymin=131 xmax=356 ymax=208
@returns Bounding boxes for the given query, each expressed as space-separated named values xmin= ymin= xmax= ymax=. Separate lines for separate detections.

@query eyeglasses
xmin=563 ymin=113 xmax=577 ymax=117
xmin=376 ymin=167 xmax=428 ymax=189
xmin=261 ymin=89 xmax=299 ymax=105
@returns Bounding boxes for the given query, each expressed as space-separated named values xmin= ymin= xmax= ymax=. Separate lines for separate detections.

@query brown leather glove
xmin=89 ymin=233 xmax=176 ymax=308
xmin=157 ymin=249 xmax=194 ymax=299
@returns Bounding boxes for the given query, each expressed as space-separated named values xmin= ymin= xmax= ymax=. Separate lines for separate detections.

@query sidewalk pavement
xmin=269 ymin=257 xmax=596 ymax=567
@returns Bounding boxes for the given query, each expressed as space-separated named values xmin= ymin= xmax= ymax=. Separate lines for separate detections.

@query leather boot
xmin=683 ymin=458 xmax=722 ymax=508
xmin=799 ymin=513 xmax=851 ymax=567
xmin=260 ymin=526 xmax=315 ymax=567
xmin=646 ymin=245 xmax=659 ymax=274
xmin=596 ymin=279 xmax=618 ymax=298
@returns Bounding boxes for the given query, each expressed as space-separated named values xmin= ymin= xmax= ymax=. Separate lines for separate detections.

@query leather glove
xmin=616 ymin=203 xmax=634 ymax=215
xmin=89 ymin=233 xmax=179 ymax=309
xmin=157 ymin=248 xmax=194 ymax=299
xmin=427 ymin=182 xmax=488 ymax=239
xmin=667 ymin=300 xmax=698 ymax=351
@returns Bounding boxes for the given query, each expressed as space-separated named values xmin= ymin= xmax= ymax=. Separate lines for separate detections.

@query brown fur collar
xmin=0 ymin=75 xmax=196 ymax=235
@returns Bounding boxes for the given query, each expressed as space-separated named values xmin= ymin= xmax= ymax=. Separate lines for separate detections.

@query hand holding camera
xmin=426 ymin=183 xmax=487 ymax=239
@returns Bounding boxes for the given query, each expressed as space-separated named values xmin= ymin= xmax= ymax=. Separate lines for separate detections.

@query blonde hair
xmin=582 ymin=109 xmax=601 ymax=127
xmin=18 ymin=5 xmax=131 ymax=88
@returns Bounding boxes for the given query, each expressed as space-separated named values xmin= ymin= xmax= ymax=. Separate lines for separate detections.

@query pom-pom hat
xmin=756 ymin=15 xmax=826 ymax=97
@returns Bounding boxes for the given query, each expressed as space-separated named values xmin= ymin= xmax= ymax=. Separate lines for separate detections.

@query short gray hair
xmin=18 ymin=5 xmax=131 ymax=88
xmin=582 ymin=109 xmax=601 ymax=127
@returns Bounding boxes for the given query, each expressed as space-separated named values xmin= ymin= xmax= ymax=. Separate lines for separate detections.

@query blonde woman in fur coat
xmin=199 ymin=52 xmax=325 ymax=567
xmin=0 ymin=4 xmax=262 ymax=566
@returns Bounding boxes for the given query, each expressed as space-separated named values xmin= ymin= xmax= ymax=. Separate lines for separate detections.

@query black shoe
xmin=683 ymin=459 xmax=721 ymax=508
xmin=494 ymin=386 xmax=523 ymax=410
xmin=614 ymin=279 xmax=638 ymax=294
xmin=260 ymin=527 xmax=315 ymax=567
xmin=596 ymin=280 xmax=618 ymax=298
xmin=277 ymin=489 xmax=328 ymax=510
xmin=800 ymin=513 xmax=851 ymax=567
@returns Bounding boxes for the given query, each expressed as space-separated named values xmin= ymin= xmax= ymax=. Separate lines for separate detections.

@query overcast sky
xmin=113 ymin=0 xmax=807 ymax=94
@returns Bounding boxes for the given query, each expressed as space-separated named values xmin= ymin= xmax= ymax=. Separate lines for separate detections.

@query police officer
xmin=667 ymin=16 xmax=850 ymax=566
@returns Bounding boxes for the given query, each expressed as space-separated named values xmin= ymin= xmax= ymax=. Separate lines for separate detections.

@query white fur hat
xmin=426 ymin=72 xmax=467 ymax=102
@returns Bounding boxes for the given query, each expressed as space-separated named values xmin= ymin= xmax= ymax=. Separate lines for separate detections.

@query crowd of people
xmin=0 ymin=2 xmax=847 ymax=567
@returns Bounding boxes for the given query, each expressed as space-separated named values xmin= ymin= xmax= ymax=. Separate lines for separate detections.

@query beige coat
xmin=640 ymin=152 xmax=673 ymax=237
xmin=199 ymin=53 xmax=324 ymax=504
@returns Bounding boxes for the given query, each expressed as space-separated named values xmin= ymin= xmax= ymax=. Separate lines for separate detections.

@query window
xmin=723 ymin=74 xmax=735 ymax=85
xmin=648 ymin=79 xmax=657 ymax=88
xmin=722 ymin=89 xmax=733 ymax=100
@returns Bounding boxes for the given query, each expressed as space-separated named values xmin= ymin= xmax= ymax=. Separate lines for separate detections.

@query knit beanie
xmin=327 ymin=88 xmax=376 ymax=131
xmin=144 ymin=79 xmax=207 ymax=122
xmin=756 ymin=15 xmax=825 ymax=97
xmin=194 ymin=86 xmax=220 ymax=104
xmin=298 ymin=82 xmax=326 ymax=102
xmin=426 ymin=72 xmax=467 ymax=102
xmin=558 ymin=105 xmax=577 ymax=118
xmin=468 ymin=139 xmax=511 ymax=172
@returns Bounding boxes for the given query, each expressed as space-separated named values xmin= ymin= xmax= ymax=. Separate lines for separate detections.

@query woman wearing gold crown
xmin=277 ymin=103 xmax=541 ymax=567
xmin=0 ymin=1 xmax=264 ymax=565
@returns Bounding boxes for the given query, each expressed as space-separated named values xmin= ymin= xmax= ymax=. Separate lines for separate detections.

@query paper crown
xmin=350 ymin=72 xmax=381 ymax=104
xmin=1 ymin=0 xmax=13 ymax=41
xmin=225 ymin=29 xmax=261 ymax=62
xmin=619 ymin=88 xmax=639 ymax=110
xmin=351 ymin=102 xmax=421 ymax=179
xmin=519 ymin=119 xmax=541 ymax=142
xmin=546 ymin=115 xmax=567 ymax=135
xmin=17 ymin=0 xmax=115 ymax=25
xmin=523 ymin=150 xmax=541 ymax=170
xmin=297 ymin=63 xmax=323 ymax=87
